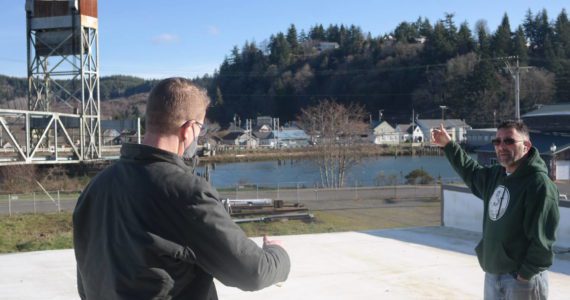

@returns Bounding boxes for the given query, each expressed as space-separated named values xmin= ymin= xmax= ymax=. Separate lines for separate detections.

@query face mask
xmin=183 ymin=139 xmax=198 ymax=161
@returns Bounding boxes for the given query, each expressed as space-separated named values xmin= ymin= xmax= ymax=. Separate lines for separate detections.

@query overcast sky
xmin=0 ymin=0 xmax=567 ymax=79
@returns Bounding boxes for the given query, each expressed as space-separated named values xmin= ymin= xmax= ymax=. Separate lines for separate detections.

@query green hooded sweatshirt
xmin=444 ymin=142 xmax=559 ymax=279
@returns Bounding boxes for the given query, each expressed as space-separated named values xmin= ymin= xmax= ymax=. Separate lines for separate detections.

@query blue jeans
xmin=484 ymin=271 xmax=548 ymax=300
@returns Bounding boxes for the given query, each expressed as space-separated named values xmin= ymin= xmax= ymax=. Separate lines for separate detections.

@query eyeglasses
xmin=182 ymin=120 xmax=208 ymax=137
xmin=491 ymin=138 xmax=524 ymax=146
xmin=193 ymin=121 xmax=207 ymax=137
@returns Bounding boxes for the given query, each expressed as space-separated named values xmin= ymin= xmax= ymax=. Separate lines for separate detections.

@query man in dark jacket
xmin=73 ymin=77 xmax=290 ymax=299
xmin=432 ymin=120 xmax=559 ymax=300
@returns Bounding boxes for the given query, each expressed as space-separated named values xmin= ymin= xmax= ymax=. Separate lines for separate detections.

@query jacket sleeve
xmin=179 ymin=179 xmax=291 ymax=291
xmin=443 ymin=142 xmax=492 ymax=199
xmin=519 ymin=179 xmax=560 ymax=279
xmin=77 ymin=269 xmax=86 ymax=299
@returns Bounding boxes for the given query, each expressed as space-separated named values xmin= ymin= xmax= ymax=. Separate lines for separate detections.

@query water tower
xmin=25 ymin=0 xmax=101 ymax=160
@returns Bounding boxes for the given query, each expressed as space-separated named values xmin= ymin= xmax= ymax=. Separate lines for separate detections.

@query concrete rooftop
xmin=2 ymin=226 xmax=570 ymax=300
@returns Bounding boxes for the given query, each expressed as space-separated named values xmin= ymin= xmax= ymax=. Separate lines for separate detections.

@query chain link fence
xmin=0 ymin=191 xmax=79 ymax=216
xmin=0 ymin=179 xmax=452 ymax=216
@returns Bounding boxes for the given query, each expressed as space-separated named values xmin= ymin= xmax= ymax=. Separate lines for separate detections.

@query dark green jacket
xmin=444 ymin=142 xmax=559 ymax=279
xmin=73 ymin=143 xmax=290 ymax=299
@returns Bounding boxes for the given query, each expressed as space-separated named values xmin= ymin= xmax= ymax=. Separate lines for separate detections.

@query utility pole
xmin=378 ymin=109 xmax=384 ymax=121
xmin=501 ymin=56 xmax=532 ymax=120
xmin=439 ymin=105 xmax=448 ymax=123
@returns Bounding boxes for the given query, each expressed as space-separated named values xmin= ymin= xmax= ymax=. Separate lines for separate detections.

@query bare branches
xmin=298 ymin=99 xmax=367 ymax=188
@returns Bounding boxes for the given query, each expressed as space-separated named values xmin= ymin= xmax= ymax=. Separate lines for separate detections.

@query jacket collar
xmin=120 ymin=143 xmax=190 ymax=170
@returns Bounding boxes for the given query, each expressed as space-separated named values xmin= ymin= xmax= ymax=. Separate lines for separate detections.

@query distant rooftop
xmin=522 ymin=103 xmax=570 ymax=118
xmin=416 ymin=119 xmax=471 ymax=129
xmin=475 ymin=132 xmax=570 ymax=154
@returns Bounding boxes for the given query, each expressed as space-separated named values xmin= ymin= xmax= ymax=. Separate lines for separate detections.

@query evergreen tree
xmin=554 ymin=9 xmax=570 ymax=58
xmin=394 ymin=22 xmax=418 ymax=43
xmin=326 ymin=24 xmax=340 ymax=43
xmin=553 ymin=10 xmax=570 ymax=102
xmin=476 ymin=20 xmax=491 ymax=57
xmin=309 ymin=24 xmax=326 ymax=40
xmin=229 ymin=46 xmax=241 ymax=65
xmin=286 ymin=24 xmax=299 ymax=52
xmin=492 ymin=13 xmax=512 ymax=57
xmin=298 ymin=29 xmax=308 ymax=43
xmin=424 ymin=20 xmax=456 ymax=63
xmin=269 ymin=33 xmax=291 ymax=66
xmin=417 ymin=17 xmax=433 ymax=37
xmin=457 ymin=22 xmax=475 ymax=55
xmin=443 ymin=13 xmax=458 ymax=42
xmin=512 ymin=26 xmax=529 ymax=64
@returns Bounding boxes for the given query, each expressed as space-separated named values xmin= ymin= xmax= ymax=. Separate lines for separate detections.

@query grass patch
xmin=0 ymin=213 xmax=73 ymax=253
xmin=0 ymin=204 xmax=440 ymax=253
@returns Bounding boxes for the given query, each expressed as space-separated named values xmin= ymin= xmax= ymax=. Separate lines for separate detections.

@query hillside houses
xmin=217 ymin=116 xmax=311 ymax=149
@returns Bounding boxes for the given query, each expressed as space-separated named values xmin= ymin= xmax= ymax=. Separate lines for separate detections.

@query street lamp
xmin=550 ymin=143 xmax=557 ymax=180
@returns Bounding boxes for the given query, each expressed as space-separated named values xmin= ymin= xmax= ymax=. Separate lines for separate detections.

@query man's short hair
xmin=145 ymin=77 xmax=210 ymax=135
xmin=497 ymin=120 xmax=530 ymax=139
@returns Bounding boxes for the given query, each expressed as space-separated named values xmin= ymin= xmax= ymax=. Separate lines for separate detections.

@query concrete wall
xmin=442 ymin=184 xmax=570 ymax=249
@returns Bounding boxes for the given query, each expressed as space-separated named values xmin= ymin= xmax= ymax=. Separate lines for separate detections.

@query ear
xmin=523 ymin=140 xmax=532 ymax=152
xmin=179 ymin=121 xmax=192 ymax=142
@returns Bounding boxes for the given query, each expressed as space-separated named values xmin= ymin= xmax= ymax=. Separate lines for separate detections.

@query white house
xmin=221 ymin=132 xmax=259 ymax=148
xmin=416 ymin=119 xmax=471 ymax=144
xmin=371 ymin=121 xmax=399 ymax=145
xmin=395 ymin=124 xmax=424 ymax=143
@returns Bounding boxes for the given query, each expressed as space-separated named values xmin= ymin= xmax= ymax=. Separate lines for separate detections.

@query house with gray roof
xmin=274 ymin=126 xmax=310 ymax=148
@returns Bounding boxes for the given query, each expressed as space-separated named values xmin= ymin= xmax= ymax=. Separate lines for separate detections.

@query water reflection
xmin=197 ymin=155 xmax=465 ymax=188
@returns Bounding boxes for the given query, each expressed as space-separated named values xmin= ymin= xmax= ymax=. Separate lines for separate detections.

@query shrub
xmin=404 ymin=168 xmax=434 ymax=185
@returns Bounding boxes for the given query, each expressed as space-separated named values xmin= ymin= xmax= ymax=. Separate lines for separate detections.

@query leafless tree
xmin=0 ymin=164 xmax=37 ymax=193
xmin=298 ymin=99 xmax=367 ymax=188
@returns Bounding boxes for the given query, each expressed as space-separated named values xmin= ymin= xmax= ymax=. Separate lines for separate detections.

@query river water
xmin=198 ymin=155 xmax=471 ymax=188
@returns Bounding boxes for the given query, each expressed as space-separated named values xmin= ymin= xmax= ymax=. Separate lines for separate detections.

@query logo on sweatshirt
xmin=489 ymin=185 xmax=510 ymax=221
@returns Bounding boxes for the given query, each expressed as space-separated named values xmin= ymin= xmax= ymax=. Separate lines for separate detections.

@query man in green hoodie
xmin=432 ymin=120 xmax=559 ymax=300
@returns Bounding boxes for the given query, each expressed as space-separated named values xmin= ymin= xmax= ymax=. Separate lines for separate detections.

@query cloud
xmin=207 ymin=26 xmax=220 ymax=36
xmin=151 ymin=33 xmax=180 ymax=44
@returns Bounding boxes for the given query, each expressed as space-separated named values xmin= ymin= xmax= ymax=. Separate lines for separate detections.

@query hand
xmin=263 ymin=234 xmax=284 ymax=248
xmin=431 ymin=123 xmax=452 ymax=147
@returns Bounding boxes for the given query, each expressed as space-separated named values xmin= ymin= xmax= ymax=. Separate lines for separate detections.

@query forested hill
xmin=207 ymin=9 xmax=570 ymax=127
xmin=2 ymin=9 xmax=569 ymax=127
xmin=0 ymin=75 xmax=157 ymax=104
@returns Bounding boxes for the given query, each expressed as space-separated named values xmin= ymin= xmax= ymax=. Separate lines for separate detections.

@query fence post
xmin=57 ymin=190 xmax=61 ymax=212
xmin=277 ymin=183 xmax=280 ymax=200
xmin=395 ymin=184 xmax=398 ymax=199
xmin=33 ymin=192 xmax=36 ymax=214
xmin=8 ymin=194 xmax=11 ymax=217
xmin=296 ymin=183 xmax=300 ymax=204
